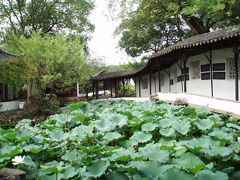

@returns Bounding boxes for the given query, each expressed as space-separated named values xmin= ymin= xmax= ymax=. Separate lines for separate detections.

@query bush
xmin=39 ymin=94 xmax=60 ymax=115
xmin=121 ymin=84 xmax=135 ymax=97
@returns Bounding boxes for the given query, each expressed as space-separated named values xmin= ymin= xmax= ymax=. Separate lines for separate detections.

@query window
xmin=141 ymin=78 xmax=148 ymax=89
xmin=201 ymin=63 xmax=226 ymax=80
xmin=190 ymin=61 xmax=200 ymax=79
xmin=170 ymin=79 xmax=174 ymax=85
xmin=177 ymin=67 xmax=189 ymax=82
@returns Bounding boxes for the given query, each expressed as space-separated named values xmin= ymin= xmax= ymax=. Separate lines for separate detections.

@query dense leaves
xmin=110 ymin=0 xmax=240 ymax=57
xmin=0 ymin=100 xmax=240 ymax=179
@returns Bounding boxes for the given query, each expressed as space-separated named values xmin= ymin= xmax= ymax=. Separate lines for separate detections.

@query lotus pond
xmin=0 ymin=100 xmax=240 ymax=179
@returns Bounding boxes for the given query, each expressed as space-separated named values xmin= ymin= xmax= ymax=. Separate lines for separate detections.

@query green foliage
xmin=0 ymin=100 xmax=240 ymax=179
xmin=39 ymin=95 xmax=60 ymax=115
xmin=110 ymin=0 xmax=240 ymax=57
xmin=121 ymin=84 xmax=136 ymax=97
xmin=0 ymin=0 xmax=94 ymax=39
xmin=3 ymin=32 xmax=104 ymax=98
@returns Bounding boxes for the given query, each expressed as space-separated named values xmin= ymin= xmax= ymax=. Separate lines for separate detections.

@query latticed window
xmin=177 ymin=67 xmax=189 ymax=82
xmin=226 ymin=57 xmax=235 ymax=79
xmin=190 ymin=61 xmax=200 ymax=79
xmin=201 ymin=63 xmax=226 ymax=80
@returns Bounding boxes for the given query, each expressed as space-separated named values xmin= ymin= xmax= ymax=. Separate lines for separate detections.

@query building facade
xmin=91 ymin=25 xmax=240 ymax=102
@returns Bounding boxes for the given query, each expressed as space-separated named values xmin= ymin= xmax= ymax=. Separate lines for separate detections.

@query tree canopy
xmin=2 ymin=32 xmax=105 ymax=99
xmin=110 ymin=0 xmax=240 ymax=57
xmin=0 ymin=0 xmax=94 ymax=39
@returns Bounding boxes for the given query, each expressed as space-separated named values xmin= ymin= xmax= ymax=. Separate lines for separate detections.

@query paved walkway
xmin=112 ymin=93 xmax=240 ymax=119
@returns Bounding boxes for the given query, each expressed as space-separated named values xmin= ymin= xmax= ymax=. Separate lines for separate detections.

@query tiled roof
xmin=91 ymin=25 xmax=240 ymax=81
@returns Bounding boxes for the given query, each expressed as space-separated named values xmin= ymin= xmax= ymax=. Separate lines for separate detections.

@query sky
xmin=88 ymin=0 xmax=132 ymax=65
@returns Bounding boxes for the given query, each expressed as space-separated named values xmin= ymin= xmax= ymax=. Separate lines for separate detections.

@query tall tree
xmin=0 ymin=0 xmax=94 ymax=38
xmin=3 ymin=32 xmax=98 ymax=100
xmin=109 ymin=0 xmax=240 ymax=57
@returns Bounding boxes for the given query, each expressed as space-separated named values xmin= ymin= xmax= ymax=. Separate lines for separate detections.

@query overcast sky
xmin=88 ymin=0 xmax=132 ymax=65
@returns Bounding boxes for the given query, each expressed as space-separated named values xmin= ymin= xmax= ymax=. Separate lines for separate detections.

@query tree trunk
xmin=181 ymin=15 xmax=209 ymax=34
xmin=27 ymin=78 xmax=41 ymax=102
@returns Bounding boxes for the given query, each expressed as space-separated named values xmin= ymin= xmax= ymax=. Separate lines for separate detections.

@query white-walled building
xmin=91 ymin=25 xmax=240 ymax=102
xmin=0 ymin=49 xmax=19 ymax=111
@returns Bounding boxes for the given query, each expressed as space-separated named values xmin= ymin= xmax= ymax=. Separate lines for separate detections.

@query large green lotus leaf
xmin=139 ymin=143 xmax=169 ymax=163
xmin=110 ymin=114 xmax=128 ymax=127
xmin=16 ymin=128 xmax=33 ymax=141
xmin=23 ymin=156 xmax=36 ymax=167
xmin=172 ymin=120 xmax=190 ymax=135
xmin=141 ymin=122 xmax=159 ymax=132
xmin=159 ymin=138 xmax=176 ymax=150
xmin=24 ymin=144 xmax=42 ymax=153
xmin=109 ymin=148 xmax=140 ymax=161
xmin=0 ymin=142 xmax=22 ymax=158
xmin=195 ymin=119 xmax=214 ymax=130
xmin=67 ymin=102 xmax=87 ymax=111
xmin=132 ymin=174 xmax=151 ymax=180
xmin=1 ymin=129 xmax=16 ymax=140
xmin=49 ymin=129 xmax=67 ymax=142
xmin=41 ymin=161 xmax=66 ymax=174
xmin=61 ymin=166 xmax=78 ymax=179
xmin=226 ymin=123 xmax=240 ymax=130
xmin=138 ymin=161 xmax=173 ymax=177
xmin=209 ymin=130 xmax=233 ymax=142
xmin=100 ymin=171 xmax=129 ymax=180
xmin=159 ymin=119 xmax=172 ymax=128
xmin=159 ymin=128 xmax=176 ymax=137
xmin=129 ymin=131 xmax=152 ymax=145
xmin=103 ymin=132 xmax=122 ymax=141
xmin=84 ymin=160 xmax=110 ymax=177
xmin=172 ymin=152 xmax=205 ymax=173
xmin=31 ymin=134 xmax=44 ymax=143
xmin=184 ymin=137 xmax=210 ymax=152
xmin=160 ymin=168 xmax=195 ymax=180
xmin=71 ymin=125 xmax=93 ymax=139
xmin=94 ymin=119 xmax=114 ymax=132
xmin=197 ymin=170 xmax=228 ymax=180
xmin=50 ymin=114 xmax=72 ymax=126
xmin=203 ymin=146 xmax=232 ymax=157
xmin=61 ymin=150 xmax=84 ymax=162
xmin=195 ymin=107 xmax=211 ymax=118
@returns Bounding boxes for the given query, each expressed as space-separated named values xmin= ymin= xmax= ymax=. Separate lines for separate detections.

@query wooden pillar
xmin=95 ymin=81 xmax=99 ymax=99
xmin=110 ymin=81 xmax=113 ymax=97
xmin=138 ymin=77 xmax=141 ymax=97
xmin=92 ymin=82 xmax=95 ymax=97
xmin=204 ymin=51 xmax=213 ymax=97
xmin=149 ymin=74 xmax=152 ymax=95
xmin=154 ymin=74 xmax=156 ymax=93
xmin=115 ymin=80 xmax=118 ymax=97
xmin=183 ymin=54 xmax=188 ymax=93
xmin=234 ymin=46 xmax=240 ymax=101
xmin=122 ymin=79 xmax=125 ymax=96
xmin=158 ymin=71 xmax=161 ymax=92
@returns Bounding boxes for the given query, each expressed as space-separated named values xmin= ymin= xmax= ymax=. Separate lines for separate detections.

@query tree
xmin=3 ymin=32 xmax=96 ymax=101
xmin=109 ymin=0 xmax=240 ymax=57
xmin=0 ymin=0 xmax=94 ymax=39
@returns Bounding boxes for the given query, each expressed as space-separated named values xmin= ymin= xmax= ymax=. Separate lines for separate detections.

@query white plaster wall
xmin=186 ymin=48 xmax=235 ymax=100
xmin=0 ymin=101 xmax=19 ymax=112
xmin=135 ymin=48 xmax=236 ymax=100
xmin=169 ymin=64 xmax=182 ymax=93
xmin=160 ymin=70 xmax=170 ymax=93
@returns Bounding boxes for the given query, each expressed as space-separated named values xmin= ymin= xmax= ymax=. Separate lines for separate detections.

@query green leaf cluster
xmin=0 ymin=100 xmax=240 ymax=179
